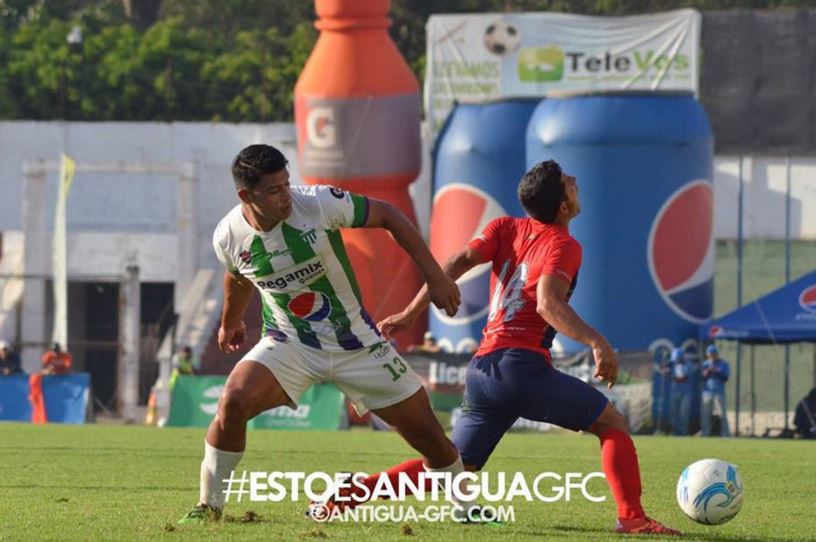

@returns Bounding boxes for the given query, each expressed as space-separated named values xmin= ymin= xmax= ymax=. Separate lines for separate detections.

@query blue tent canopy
xmin=700 ymin=270 xmax=816 ymax=344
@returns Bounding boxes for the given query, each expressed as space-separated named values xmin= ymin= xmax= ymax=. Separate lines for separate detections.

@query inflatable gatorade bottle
xmin=295 ymin=0 xmax=424 ymax=350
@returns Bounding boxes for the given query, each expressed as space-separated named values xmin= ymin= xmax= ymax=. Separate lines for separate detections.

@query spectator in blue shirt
xmin=701 ymin=345 xmax=730 ymax=436
xmin=0 ymin=340 xmax=22 ymax=375
xmin=670 ymin=347 xmax=692 ymax=436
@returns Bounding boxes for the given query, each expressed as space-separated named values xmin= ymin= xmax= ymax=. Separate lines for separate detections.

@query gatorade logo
xmin=647 ymin=181 xmax=714 ymax=324
xmin=517 ymin=46 xmax=564 ymax=82
xmin=289 ymin=292 xmax=332 ymax=322
xmin=306 ymin=107 xmax=336 ymax=149
xmin=430 ymin=184 xmax=506 ymax=325
xmin=799 ymin=285 xmax=816 ymax=313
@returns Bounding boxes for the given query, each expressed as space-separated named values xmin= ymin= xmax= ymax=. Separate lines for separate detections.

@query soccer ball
xmin=483 ymin=21 xmax=520 ymax=56
xmin=676 ymin=459 xmax=744 ymax=525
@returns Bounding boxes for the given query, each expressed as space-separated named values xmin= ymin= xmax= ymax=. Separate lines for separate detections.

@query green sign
xmin=517 ymin=46 xmax=565 ymax=82
xmin=428 ymin=390 xmax=463 ymax=412
xmin=250 ymin=383 xmax=346 ymax=430
xmin=167 ymin=376 xmax=346 ymax=430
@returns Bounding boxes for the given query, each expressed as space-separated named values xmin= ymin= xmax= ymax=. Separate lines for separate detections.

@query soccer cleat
xmin=456 ymin=505 xmax=506 ymax=528
xmin=178 ymin=503 xmax=222 ymax=524
xmin=615 ymin=516 xmax=682 ymax=536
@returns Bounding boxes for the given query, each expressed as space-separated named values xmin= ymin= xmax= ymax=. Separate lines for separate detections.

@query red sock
xmin=599 ymin=429 xmax=645 ymax=520
xmin=349 ymin=459 xmax=431 ymax=507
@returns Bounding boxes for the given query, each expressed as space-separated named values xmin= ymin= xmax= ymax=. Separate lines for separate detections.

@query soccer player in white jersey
xmin=180 ymin=144 xmax=465 ymax=522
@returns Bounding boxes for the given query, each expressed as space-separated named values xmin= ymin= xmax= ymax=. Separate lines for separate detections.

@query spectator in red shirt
xmin=41 ymin=342 xmax=73 ymax=375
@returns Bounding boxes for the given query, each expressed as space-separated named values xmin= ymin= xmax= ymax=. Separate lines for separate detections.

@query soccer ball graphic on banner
xmin=483 ymin=21 xmax=521 ymax=56
xmin=676 ymin=459 xmax=744 ymax=525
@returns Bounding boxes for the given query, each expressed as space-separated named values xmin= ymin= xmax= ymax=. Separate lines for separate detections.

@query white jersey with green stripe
xmin=212 ymin=185 xmax=381 ymax=352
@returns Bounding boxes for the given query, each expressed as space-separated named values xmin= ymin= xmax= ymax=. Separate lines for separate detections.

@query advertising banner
xmin=167 ymin=376 xmax=346 ymax=430
xmin=425 ymin=9 xmax=700 ymax=134
xmin=251 ymin=383 xmax=346 ymax=430
xmin=0 ymin=373 xmax=89 ymax=424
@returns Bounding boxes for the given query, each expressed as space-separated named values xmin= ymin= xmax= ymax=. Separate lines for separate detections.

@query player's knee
xmin=606 ymin=407 xmax=628 ymax=432
xmin=587 ymin=403 xmax=628 ymax=435
xmin=218 ymin=389 xmax=252 ymax=426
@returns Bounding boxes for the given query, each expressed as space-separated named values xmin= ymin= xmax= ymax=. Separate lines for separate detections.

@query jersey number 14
xmin=487 ymin=260 xmax=529 ymax=323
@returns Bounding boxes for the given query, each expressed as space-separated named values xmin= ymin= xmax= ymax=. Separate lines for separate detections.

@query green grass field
xmin=0 ymin=424 xmax=814 ymax=541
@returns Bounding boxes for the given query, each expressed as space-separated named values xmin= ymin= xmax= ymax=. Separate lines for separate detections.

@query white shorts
xmin=238 ymin=337 xmax=422 ymax=415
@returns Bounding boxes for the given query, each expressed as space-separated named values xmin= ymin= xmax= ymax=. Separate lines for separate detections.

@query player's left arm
xmin=364 ymin=199 xmax=460 ymax=317
xmin=536 ymin=274 xmax=618 ymax=388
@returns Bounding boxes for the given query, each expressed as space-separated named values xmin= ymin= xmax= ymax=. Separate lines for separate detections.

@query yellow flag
xmin=52 ymin=153 xmax=77 ymax=349
xmin=60 ymin=153 xmax=77 ymax=194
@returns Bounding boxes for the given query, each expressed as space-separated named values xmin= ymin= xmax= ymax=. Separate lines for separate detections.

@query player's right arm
xmin=218 ymin=270 xmax=254 ymax=353
xmin=536 ymin=274 xmax=618 ymax=388
xmin=378 ymin=246 xmax=486 ymax=338
xmin=212 ymin=219 xmax=254 ymax=353
xmin=378 ymin=217 xmax=507 ymax=338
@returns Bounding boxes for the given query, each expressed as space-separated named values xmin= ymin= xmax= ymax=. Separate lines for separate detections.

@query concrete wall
xmin=713 ymin=156 xmax=816 ymax=240
xmin=0 ymin=122 xmax=300 ymax=278
xmin=0 ymin=121 xmax=439 ymax=277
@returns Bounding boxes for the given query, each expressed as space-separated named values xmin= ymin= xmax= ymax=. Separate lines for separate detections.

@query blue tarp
xmin=700 ymin=270 xmax=816 ymax=344
xmin=0 ymin=373 xmax=90 ymax=423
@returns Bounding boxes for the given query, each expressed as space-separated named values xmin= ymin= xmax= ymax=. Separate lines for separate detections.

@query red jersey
xmin=468 ymin=216 xmax=581 ymax=359
xmin=42 ymin=350 xmax=73 ymax=375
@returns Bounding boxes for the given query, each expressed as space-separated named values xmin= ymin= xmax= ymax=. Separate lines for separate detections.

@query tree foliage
xmin=0 ymin=0 xmax=812 ymax=121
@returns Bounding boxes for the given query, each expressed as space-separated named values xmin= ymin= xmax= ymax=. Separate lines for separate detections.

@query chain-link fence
xmin=712 ymin=155 xmax=816 ymax=436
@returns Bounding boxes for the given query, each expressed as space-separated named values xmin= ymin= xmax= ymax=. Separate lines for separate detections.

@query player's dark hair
xmin=231 ymin=144 xmax=288 ymax=189
xmin=517 ymin=160 xmax=565 ymax=224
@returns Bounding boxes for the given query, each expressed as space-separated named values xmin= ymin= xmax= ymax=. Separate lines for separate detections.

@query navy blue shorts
xmin=451 ymin=348 xmax=609 ymax=469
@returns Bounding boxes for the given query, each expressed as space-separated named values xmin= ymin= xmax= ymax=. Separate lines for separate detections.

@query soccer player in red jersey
xmin=335 ymin=160 xmax=680 ymax=535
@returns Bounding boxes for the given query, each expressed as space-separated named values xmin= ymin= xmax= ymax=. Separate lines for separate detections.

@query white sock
xmin=424 ymin=454 xmax=477 ymax=517
xmin=199 ymin=440 xmax=244 ymax=510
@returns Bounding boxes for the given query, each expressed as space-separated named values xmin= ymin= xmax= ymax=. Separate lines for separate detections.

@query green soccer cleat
xmin=457 ymin=505 xmax=506 ymax=528
xmin=178 ymin=503 xmax=222 ymax=524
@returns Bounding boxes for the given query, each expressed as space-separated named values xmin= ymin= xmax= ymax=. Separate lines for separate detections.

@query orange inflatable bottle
xmin=295 ymin=0 xmax=424 ymax=350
